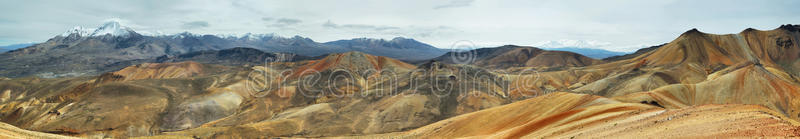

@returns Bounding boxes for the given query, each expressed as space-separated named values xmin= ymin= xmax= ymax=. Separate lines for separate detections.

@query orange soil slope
xmin=109 ymin=61 xmax=206 ymax=81
xmin=520 ymin=25 xmax=800 ymax=100
xmin=615 ymin=64 xmax=800 ymax=120
xmin=609 ymin=25 xmax=799 ymax=71
xmin=0 ymin=122 xmax=77 ymax=139
xmin=468 ymin=45 xmax=603 ymax=69
xmin=525 ymin=51 xmax=603 ymax=67
xmin=291 ymin=51 xmax=416 ymax=77
xmin=367 ymin=92 xmax=800 ymax=138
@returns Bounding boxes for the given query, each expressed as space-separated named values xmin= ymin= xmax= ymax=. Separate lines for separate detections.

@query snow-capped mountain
xmin=60 ymin=26 xmax=92 ymax=36
xmin=60 ymin=20 xmax=135 ymax=37
xmin=328 ymin=37 xmax=443 ymax=50
xmin=0 ymin=21 xmax=448 ymax=77
xmin=51 ymin=20 xmax=441 ymax=59
xmin=235 ymin=33 xmax=277 ymax=41
xmin=91 ymin=21 xmax=134 ymax=36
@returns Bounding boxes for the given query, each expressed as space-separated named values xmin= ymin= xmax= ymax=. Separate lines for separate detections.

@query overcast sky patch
xmin=434 ymin=0 xmax=475 ymax=9
xmin=323 ymin=20 xmax=399 ymax=31
xmin=0 ymin=0 xmax=798 ymax=52
xmin=182 ymin=21 xmax=210 ymax=29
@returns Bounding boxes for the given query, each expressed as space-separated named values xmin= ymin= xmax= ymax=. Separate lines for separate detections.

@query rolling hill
xmin=433 ymin=45 xmax=603 ymax=69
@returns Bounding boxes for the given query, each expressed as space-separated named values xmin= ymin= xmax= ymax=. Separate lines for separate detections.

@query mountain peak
xmin=328 ymin=37 xmax=430 ymax=48
xmin=59 ymin=20 xmax=136 ymax=37
xmin=681 ymin=28 xmax=704 ymax=36
xmin=99 ymin=20 xmax=122 ymax=29
xmin=90 ymin=20 xmax=134 ymax=36
xmin=778 ymin=24 xmax=799 ymax=32
xmin=291 ymin=35 xmax=308 ymax=39
xmin=228 ymin=33 xmax=279 ymax=41
xmin=290 ymin=51 xmax=415 ymax=76
xmin=390 ymin=37 xmax=412 ymax=42
xmin=742 ymin=28 xmax=758 ymax=33
xmin=499 ymin=44 xmax=525 ymax=48
xmin=61 ymin=26 xmax=92 ymax=37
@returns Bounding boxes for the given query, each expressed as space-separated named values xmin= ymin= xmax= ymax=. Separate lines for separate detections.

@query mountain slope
xmin=628 ymin=26 xmax=800 ymax=70
xmin=0 ymin=51 xmax=512 ymax=137
xmin=433 ymin=45 xmax=603 ymax=69
xmin=154 ymin=47 xmax=314 ymax=66
xmin=291 ymin=51 xmax=416 ymax=76
xmin=614 ymin=64 xmax=800 ymax=120
xmin=0 ymin=62 xmax=247 ymax=137
xmin=506 ymin=25 xmax=800 ymax=123
xmin=363 ymin=92 xmax=800 ymax=138
xmin=159 ymin=55 xmax=512 ymax=138
xmin=561 ymin=25 xmax=800 ymax=97
xmin=0 ymin=122 xmax=77 ymax=139
xmin=602 ymin=43 xmax=665 ymax=61
xmin=324 ymin=37 xmax=446 ymax=60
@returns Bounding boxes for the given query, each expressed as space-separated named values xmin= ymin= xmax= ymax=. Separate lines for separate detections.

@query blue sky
xmin=1 ymin=0 xmax=799 ymax=52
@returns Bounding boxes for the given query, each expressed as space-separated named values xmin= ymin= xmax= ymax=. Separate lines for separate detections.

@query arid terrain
xmin=0 ymin=23 xmax=799 ymax=138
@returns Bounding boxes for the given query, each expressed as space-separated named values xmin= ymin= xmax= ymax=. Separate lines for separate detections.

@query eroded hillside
xmin=0 ymin=25 xmax=799 ymax=138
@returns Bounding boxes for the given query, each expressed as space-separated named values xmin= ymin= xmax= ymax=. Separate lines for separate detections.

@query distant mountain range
xmin=0 ymin=20 xmax=633 ymax=78
xmin=56 ymin=21 xmax=446 ymax=60
xmin=0 ymin=43 xmax=36 ymax=53
xmin=0 ymin=20 xmax=447 ymax=77
xmin=530 ymin=40 xmax=629 ymax=59
xmin=153 ymin=47 xmax=316 ymax=66
xmin=541 ymin=47 xmax=627 ymax=59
